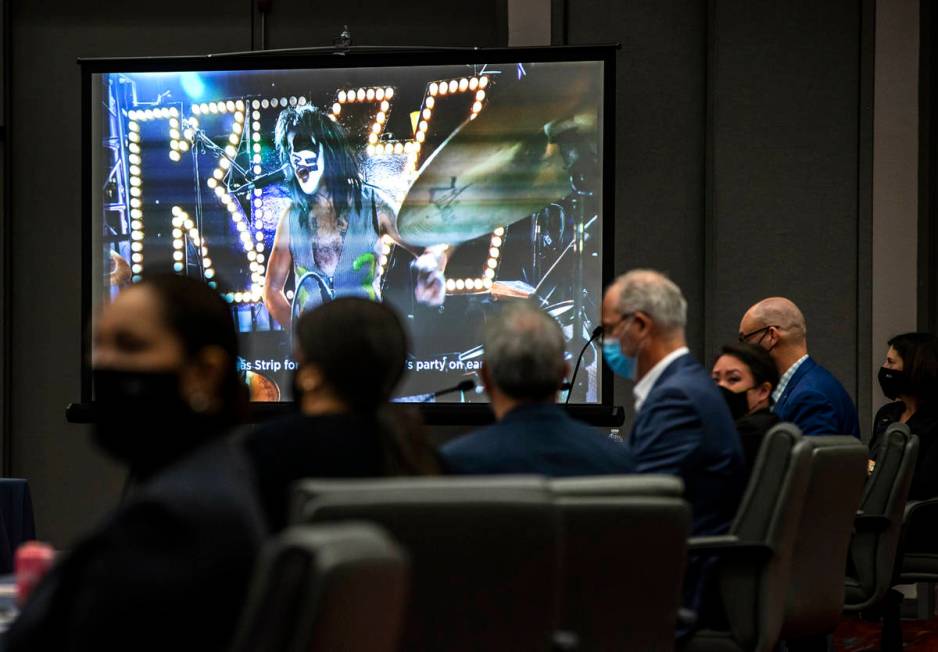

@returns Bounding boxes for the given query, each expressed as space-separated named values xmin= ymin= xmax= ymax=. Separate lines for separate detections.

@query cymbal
xmin=397 ymin=62 xmax=601 ymax=247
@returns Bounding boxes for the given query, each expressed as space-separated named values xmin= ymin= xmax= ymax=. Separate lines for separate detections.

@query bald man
xmin=738 ymin=298 xmax=859 ymax=437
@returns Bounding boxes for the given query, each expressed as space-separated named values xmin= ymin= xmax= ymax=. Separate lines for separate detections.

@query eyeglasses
xmin=737 ymin=325 xmax=778 ymax=344
xmin=602 ymin=312 xmax=636 ymax=339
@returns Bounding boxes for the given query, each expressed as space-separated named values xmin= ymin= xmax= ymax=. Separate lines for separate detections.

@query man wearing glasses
xmin=600 ymin=269 xmax=745 ymax=537
xmin=737 ymin=297 xmax=859 ymax=437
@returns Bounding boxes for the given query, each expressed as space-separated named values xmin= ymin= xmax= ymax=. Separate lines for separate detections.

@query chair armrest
xmin=905 ymin=497 xmax=938 ymax=521
xmin=854 ymin=512 xmax=891 ymax=532
xmin=687 ymin=535 xmax=774 ymax=560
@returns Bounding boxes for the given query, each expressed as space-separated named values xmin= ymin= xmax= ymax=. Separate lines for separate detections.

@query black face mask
xmin=719 ymin=385 xmax=752 ymax=420
xmin=878 ymin=366 xmax=911 ymax=401
xmin=92 ymin=369 xmax=207 ymax=476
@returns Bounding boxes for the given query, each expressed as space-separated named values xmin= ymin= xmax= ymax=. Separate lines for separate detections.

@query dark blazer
xmin=243 ymin=413 xmax=388 ymax=532
xmin=440 ymin=403 xmax=633 ymax=477
xmin=735 ymin=408 xmax=780 ymax=479
xmin=871 ymin=401 xmax=938 ymax=501
xmin=3 ymin=440 xmax=265 ymax=652
xmin=627 ymin=353 xmax=746 ymax=537
xmin=773 ymin=356 xmax=860 ymax=437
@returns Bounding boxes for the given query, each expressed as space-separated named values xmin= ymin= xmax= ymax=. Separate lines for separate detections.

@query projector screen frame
xmin=79 ymin=44 xmax=620 ymax=426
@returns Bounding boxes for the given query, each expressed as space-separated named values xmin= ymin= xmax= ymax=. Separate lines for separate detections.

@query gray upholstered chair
xmin=295 ymin=476 xmax=560 ymax=652
xmin=843 ymin=422 xmax=918 ymax=613
xmin=549 ymin=475 xmax=691 ymax=651
xmin=778 ymin=435 xmax=868 ymax=648
xmin=229 ymin=522 xmax=408 ymax=652
xmin=680 ymin=423 xmax=813 ymax=652
xmin=841 ymin=423 xmax=918 ymax=651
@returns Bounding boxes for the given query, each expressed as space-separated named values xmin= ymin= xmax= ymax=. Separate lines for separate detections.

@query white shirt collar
xmin=633 ymin=346 xmax=690 ymax=412
xmin=772 ymin=354 xmax=809 ymax=403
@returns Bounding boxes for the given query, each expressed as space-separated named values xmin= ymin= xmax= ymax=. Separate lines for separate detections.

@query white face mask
xmin=290 ymin=141 xmax=325 ymax=195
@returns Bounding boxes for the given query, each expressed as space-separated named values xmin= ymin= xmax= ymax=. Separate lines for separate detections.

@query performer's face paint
xmin=288 ymin=129 xmax=325 ymax=195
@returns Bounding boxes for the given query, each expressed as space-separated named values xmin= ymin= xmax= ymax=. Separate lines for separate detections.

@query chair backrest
xmin=549 ymin=474 xmax=684 ymax=498
xmin=297 ymin=477 xmax=560 ymax=652
xmin=848 ymin=422 xmax=918 ymax=608
xmin=549 ymin=477 xmax=691 ymax=651
xmin=718 ymin=422 xmax=813 ymax=652
xmin=780 ymin=435 xmax=869 ymax=639
xmin=230 ymin=522 xmax=408 ymax=652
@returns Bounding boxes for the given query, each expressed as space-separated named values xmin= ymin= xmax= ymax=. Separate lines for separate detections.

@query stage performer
xmin=264 ymin=105 xmax=448 ymax=330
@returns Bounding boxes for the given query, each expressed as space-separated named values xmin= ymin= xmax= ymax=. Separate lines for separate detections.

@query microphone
xmin=232 ymin=164 xmax=293 ymax=194
xmin=423 ymin=379 xmax=477 ymax=402
xmin=565 ymin=325 xmax=603 ymax=405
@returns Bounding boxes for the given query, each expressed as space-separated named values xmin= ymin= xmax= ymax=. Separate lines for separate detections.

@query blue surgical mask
xmin=603 ymin=339 xmax=636 ymax=380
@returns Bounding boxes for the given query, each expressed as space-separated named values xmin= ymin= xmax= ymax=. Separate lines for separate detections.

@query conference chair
xmin=295 ymin=476 xmax=560 ymax=652
xmin=549 ymin=475 xmax=691 ymax=651
xmin=680 ymin=423 xmax=813 ymax=652
xmin=229 ymin=522 xmax=409 ymax=652
xmin=842 ymin=423 xmax=918 ymax=651
xmin=778 ymin=435 xmax=868 ymax=648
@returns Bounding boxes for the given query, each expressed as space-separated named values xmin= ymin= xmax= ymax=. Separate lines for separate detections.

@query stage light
xmin=376 ymin=112 xmax=385 ymax=124
xmin=286 ymin=290 xmax=294 ymax=300
xmin=492 ymin=236 xmax=503 ymax=247
xmin=257 ymin=253 xmax=265 ymax=263
xmin=234 ymin=112 xmax=245 ymax=124
xmin=337 ymin=90 xmax=347 ymax=104
xmin=298 ymin=96 xmax=307 ymax=106
xmin=219 ymin=158 xmax=231 ymax=171
xmin=438 ymin=83 xmax=448 ymax=96
xmin=247 ymin=250 xmax=257 ymax=261
xmin=484 ymin=268 xmax=495 ymax=279
xmin=131 ymin=241 xmax=143 ymax=252
xmin=252 ymin=99 xmax=260 ymax=109
xmin=366 ymin=144 xmax=376 ymax=156
xmin=131 ymin=220 xmax=143 ymax=231
xmin=173 ymin=250 xmax=183 ymax=261
xmin=445 ymin=279 xmax=456 ymax=291
xmin=422 ymin=108 xmax=431 ymax=120
xmin=211 ymin=169 xmax=223 ymax=180
xmin=202 ymin=257 xmax=212 ymax=268
xmin=368 ymin=133 xmax=378 ymax=144
xmin=191 ymin=105 xmax=201 ymax=116
xmin=419 ymin=121 xmax=428 ymax=132
xmin=415 ymin=131 xmax=425 ymax=143
xmin=128 ymin=132 xmax=140 ymax=143
xmin=128 ymin=110 xmax=139 ymax=120
xmin=353 ymin=89 xmax=363 ymax=102
xmin=448 ymin=80 xmax=458 ymax=93
xmin=469 ymin=77 xmax=479 ymax=91
xmin=188 ymin=116 xmax=199 ymax=127
xmin=172 ymin=228 xmax=182 ymax=238
xmin=252 ymin=154 xmax=261 ymax=164
xmin=256 ymin=242 xmax=264 ymax=252
xmin=167 ymin=149 xmax=180 ymax=162
xmin=454 ymin=279 xmax=465 ymax=290
xmin=277 ymin=97 xmax=285 ymax=107
xmin=332 ymin=103 xmax=341 ymax=115
xmin=232 ymin=124 xmax=243 ymax=136
xmin=207 ymin=178 xmax=218 ymax=189
xmin=374 ymin=87 xmax=385 ymax=101
xmin=472 ymin=101 xmax=483 ymax=113
xmin=237 ymin=222 xmax=246 ymax=233
xmin=253 ymin=165 xmax=262 ymax=174
xmin=128 ymin=154 xmax=141 ymax=166
xmin=375 ymin=144 xmax=385 ymax=155
xmin=130 ymin=264 xmax=142 ymax=274
xmin=459 ymin=78 xmax=469 ymax=92
xmin=483 ymin=278 xmax=493 ymax=289
xmin=228 ymin=133 xmax=239 ymax=145
xmin=494 ymin=226 xmax=505 ymax=236
xmin=429 ymin=83 xmax=439 ymax=96
xmin=131 ymin=231 xmax=144 ymax=241
xmin=127 ymin=121 xmax=140 ymax=132
xmin=173 ymin=262 xmax=184 ymax=272
xmin=224 ymin=145 xmax=236 ymax=157
xmin=425 ymin=96 xmax=435 ymax=109
xmin=489 ymin=247 xmax=500 ymax=258
xmin=487 ymin=258 xmax=497 ymax=269
xmin=130 ymin=198 xmax=142 ymax=209
xmin=393 ymin=143 xmax=404 ymax=154
xmin=130 ymin=209 xmax=142 ymax=219
xmin=214 ymin=186 xmax=225 ymax=197
xmin=261 ymin=99 xmax=270 ymax=109
xmin=252 ymin=121 xmax=260 ymax=131
xmin=209 ymin=103 xmax=219 ymax=114
xmin=169 ymin=118 xmax=179 ymax=129
xmin=476 ymin=90 xmax=486 ymax=102
xmin=178 ymin=141 xmax=190 ymax=152
xmin=144 ymin=109 xmax=154 ymax=120
xmin=385 ymin=88 xmax=394 ymax=98
xmin=130 ymin=187 xmax=141 ymax=198
xmin=255 ymin=231 xmax=264 ymax=242
xmin=170 ymin=141 xmax=179 ymax=151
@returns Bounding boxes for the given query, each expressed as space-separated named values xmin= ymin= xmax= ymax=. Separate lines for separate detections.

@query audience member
xmin=602 ymin=269 xmax=745 ymax=536
xmin=440 ymin=301 xmax=632 ymax=476
xmin=243 ymin=298 xmax=439 ymax=532
xmin=4 ymin=275 xmax=265 ymax=652
xmin=738 ymin=297 xmax=860 ymax=437
xmin=870 ymin=332 xmax=938 ymax=501
xmin=712 ymin=342 xmax=780 ymax=476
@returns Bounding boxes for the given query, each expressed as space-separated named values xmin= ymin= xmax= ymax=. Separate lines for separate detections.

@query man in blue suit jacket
xmin=601 ymin=270 xmax=746 ymax=537
xmin=739 ymin=297 xmax=860 ymax=437
xmin=440 ymin=302 xmax=632 ymax=477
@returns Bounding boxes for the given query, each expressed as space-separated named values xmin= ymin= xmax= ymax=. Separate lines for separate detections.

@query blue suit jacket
xmin=440 ymin=403 xmax=633 ymax=477
xmin=627 ymin=353 xmax=746 ymax=536
xmin=773 ymin=356 xmax=860 ymax=438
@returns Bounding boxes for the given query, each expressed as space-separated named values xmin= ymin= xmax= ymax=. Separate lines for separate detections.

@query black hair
xmin=294 ymin=297 xmax=408 ymax=413
xmin=887 ymin=332 xmax=938 ymax=403
xmin=274 ymin=105 xmax=363 ymax=226
xmin=139 ymin=274 xmax=248 ymax=426
xmin=717 ymin=342 xmax=780 ymax=395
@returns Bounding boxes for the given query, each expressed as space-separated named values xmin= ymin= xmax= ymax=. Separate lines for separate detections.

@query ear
xmin=179 ymin=346 xmax=229 ymax=413
xmin=479 ymin=363 xmax=496 ymax=395
xmin=632 ymin=311 xmax=651 ymax=336
xmin=754 ymin=381 xmax=773 ymax=404
xmin=295 ymin=364 xmax=325 ymax=395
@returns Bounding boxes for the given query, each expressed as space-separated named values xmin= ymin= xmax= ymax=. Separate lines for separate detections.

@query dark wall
xmin=560 ymin=0 xmax=872 ymax=424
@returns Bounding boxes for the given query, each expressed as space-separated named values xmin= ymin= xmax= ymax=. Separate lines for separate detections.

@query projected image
xmin=91 ymin=60 xmax=604 ymax=403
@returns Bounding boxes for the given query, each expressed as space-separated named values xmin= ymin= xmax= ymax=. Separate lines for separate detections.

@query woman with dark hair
xmin=871 ymin=332 xmax=938 ymax=499
xmin=712 ymin=342 xmax=781 ymax=476
xmin=3 ymin=274 xmax=265 ymax=651
xmin=244 ymin=296 xmax=440 ymax=532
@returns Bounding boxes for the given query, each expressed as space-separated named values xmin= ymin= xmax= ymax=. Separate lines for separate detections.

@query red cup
xmin=15 ymin=541 xmax=55 ymax=605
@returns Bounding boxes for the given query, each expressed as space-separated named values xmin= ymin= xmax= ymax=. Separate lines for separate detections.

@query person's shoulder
xmin=440 ymin=422 xmax=504 ymax=456
xmin=799 ymin=358 xmax=851 ymax=396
